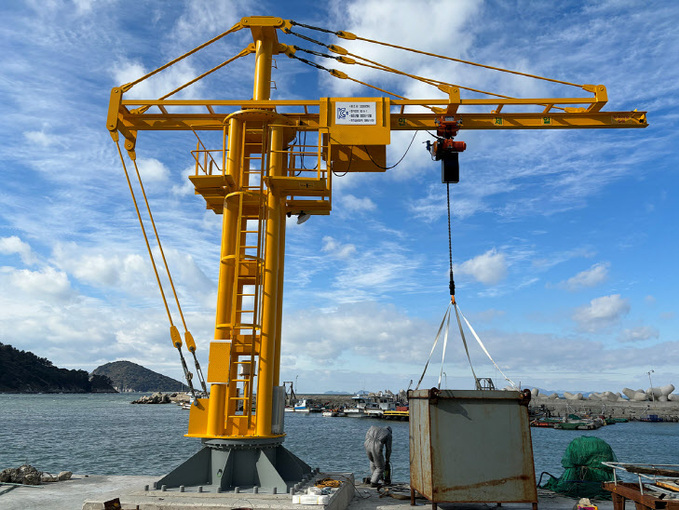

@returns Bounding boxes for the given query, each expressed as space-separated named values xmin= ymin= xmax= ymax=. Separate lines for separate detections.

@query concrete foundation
xmin=81 ymin=472 xmax=355 ymax=510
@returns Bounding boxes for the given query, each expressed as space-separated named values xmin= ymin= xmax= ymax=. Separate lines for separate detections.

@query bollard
xmin=180 ymin=485 xmax=185 ymax=493
xmin=161 ymin=485 xmax=167 ymax=492
xmin=198 ymin=486 xmax=203 ymax=493
xmin=253 ymin=486 xmax=259 ymax=494
xmin=144 ymin=485 xmax=149 ymax=492
xmin=234 ymin=487 xmax=240 ymax=493
xmin=272 ymin=487 xmax=278 ymax=495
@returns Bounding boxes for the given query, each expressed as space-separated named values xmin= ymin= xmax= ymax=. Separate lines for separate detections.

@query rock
xmin=20 ymin=465 xmax=42 ymax=485
xmin=58 ymin=471 xmax=72 ymax=481
xmin=39 ymin=470 xmax=72 ymax=482
xmin=564 ymin=392 xmax=583 ymax=400
xmin=1 ymin=465 xmax=43 ymax=485
xmin=132 ymin=392 xmax=173 ymax=404
xmin=0 ymin=468 xmax=11 ymax=483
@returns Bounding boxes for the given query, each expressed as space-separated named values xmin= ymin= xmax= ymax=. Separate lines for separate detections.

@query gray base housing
xmin=155 ymin=437 xmax=311 ymax=493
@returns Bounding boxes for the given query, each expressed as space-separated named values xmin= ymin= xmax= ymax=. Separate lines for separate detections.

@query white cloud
xmin=0 ymin=236 xmax=38 ymax=265
xmin=573 ymin=294 xmax=630 ymax=332
xmin=23 ymin=129 xmax=63 ymax=147
xmin=66 ymin=252 xmax=149 ymax=289
xmin=619 ymin=326 xmax=659 ymax=343
xmin=321 ymin=236 xmax=357 ymax=259
xmin=51 ymin=243 xmax=217 ymax=310
xmin=559 ymin=262 xmax=609 ymax=291
xmin=281 ymin=302 xmax=437 ymax=370
xmin=338 ymin=194 xmax=376 ymax=213
xmin=327 ymin=0 xmax=482 ymax=97
xmin=137 ymin=157 xmax=170 ymax=183
xmin=171 ymin=0 xmax=250 ymax=47
xmin=457 ymin=249 xmax=508 ymax=285
xmin=3 ymin=266 xmax=74 ymax=302
xmin=171 ymin=166 xmax=197 ymax=196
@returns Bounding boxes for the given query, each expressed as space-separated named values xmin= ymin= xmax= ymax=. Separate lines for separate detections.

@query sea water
xmin=1 ymin=393 xmax=678 ymax=481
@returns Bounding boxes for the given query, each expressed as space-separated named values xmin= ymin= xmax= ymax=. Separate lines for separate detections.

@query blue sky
xmin=1 ymin=0 xmax=677 ymax=395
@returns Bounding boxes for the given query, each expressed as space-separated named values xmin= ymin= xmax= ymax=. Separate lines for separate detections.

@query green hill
xmin=92 ymin=360 xmax=188 ymax=392
xmin=0 ymin=343 xmax=116 ymax=393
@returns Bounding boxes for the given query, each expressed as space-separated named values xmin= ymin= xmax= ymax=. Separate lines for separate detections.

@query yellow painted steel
xmin=107 ymin=16 xmax=648 ymax=443
xmin=257 ymin=124 xmax=284 ymax=437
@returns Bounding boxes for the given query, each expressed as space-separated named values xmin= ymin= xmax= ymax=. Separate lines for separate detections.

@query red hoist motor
xmin=426 ymin=116 xmax=467 ymax=183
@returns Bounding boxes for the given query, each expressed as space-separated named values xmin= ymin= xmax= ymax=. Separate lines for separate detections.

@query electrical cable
xmin=362 ymin=131 xmax=418 ymax=170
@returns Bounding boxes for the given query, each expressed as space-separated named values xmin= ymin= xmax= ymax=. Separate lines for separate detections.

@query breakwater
xmin=293 ymin=393 xmax=679 ymax=422
xmin=531 ymin=397 xmax=679 ymax=421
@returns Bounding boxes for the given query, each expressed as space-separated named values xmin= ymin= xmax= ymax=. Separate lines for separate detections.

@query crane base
xmin=154 ymin=437 xmax=312 ymax=493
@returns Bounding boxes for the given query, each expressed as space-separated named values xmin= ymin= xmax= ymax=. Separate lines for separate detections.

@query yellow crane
xmin=107 ymin=16 xmax=647 ymax=492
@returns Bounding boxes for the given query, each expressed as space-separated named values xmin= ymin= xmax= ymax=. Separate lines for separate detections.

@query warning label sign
xmin=335 ymin=102 xmax=377 ymax=125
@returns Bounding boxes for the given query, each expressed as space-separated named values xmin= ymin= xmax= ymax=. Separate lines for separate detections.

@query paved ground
xmin=0 ymin=475 xmax=614 ymax=510
xmin=0 ymin=474 xmax=156 ymax=510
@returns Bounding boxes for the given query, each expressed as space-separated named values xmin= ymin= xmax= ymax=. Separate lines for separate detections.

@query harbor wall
xmin=530 ymin=397 xmax=679 ymax=421
xmin=294 ymin=393 xmax=679 ymax=422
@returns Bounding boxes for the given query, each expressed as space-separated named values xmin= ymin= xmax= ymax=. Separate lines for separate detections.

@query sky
xmin=1 ymin=0 xmax=678 ymax=395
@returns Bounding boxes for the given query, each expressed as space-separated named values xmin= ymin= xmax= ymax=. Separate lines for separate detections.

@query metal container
xmin=409 ymin=388 xmax=537 ymax=507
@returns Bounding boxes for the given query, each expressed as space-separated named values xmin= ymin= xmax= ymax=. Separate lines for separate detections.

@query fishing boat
xmin=530 ymin=417 xmax=562 ymax=428
xmin=345 ymin=392 xmax=397 ymax=417
xmin=553 ymin=413 xmax=603 ymax=430
xmin=293 ymin=399 xmax=313 ymax=412
xmin=321 ymin=409 xmax=345 ymax=417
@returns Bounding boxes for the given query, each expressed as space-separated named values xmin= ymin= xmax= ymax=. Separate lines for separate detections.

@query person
xmin=364 ymin=425 xmax=392 ymax=486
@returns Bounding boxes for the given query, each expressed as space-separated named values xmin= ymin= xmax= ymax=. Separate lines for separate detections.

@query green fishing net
xmin=541 ymin=436 xmax=617 ymax=499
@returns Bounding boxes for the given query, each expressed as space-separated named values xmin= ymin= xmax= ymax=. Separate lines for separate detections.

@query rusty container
xmin=409 ymin=388 xmax=537 ymax=506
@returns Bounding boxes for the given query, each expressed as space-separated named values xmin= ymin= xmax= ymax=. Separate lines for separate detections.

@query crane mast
xmin=106 ymin=16 xmax=647 ymax=492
